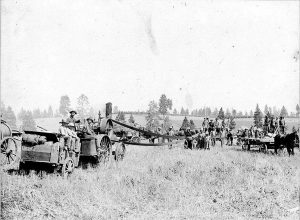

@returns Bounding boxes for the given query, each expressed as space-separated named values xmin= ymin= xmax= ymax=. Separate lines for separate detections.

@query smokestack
xmin=106 ymin=102 xmax=112 ymax=118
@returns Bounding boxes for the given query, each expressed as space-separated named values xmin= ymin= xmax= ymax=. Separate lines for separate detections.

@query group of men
xmin=263 ymin=115 xmax=286 ymax=134
xmin=202 ymin=117 xmax=230 ymax=134
xmin=58 ymin=110 xmax=97 ymax=159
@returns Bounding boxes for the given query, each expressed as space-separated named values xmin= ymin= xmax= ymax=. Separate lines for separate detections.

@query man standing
xmin=168 ymin=126 xmax=175 ymax=149
xmin=279 ymin=116 xmax=286 ymax=134
xmin=215 ymin=118 xmax=220 ymax=133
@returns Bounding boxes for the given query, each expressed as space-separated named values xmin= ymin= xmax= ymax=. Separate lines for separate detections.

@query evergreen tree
xmin=128 ymin=114 xmax=135 ymax=124
xmin=18 ymin=108 xmax=27 ymax=120
xmin=225 ymin=108 xmax=231 ymax=119
xmin=180 ymin=107 xmax=185 ymax=115
xmin=88 ymin=107 xmax=95 ymax=119
xmin=249 ymin=110 xmax=253 ymax=117
xmin=254 ymin=104 xmax=263 ymax=128
xmin=158 ymin=94 xmax=172 ymax=115
xmin=181 ymin=116 xmax=190 ymax=130
xmin=145 ymin=101 xmax=160 ymax=130
xmin=217 ymin=107 xmax=225 ymax=120
xmin=264 ymin=105 xmax=269 ymax=116
xmin=190 ymin=120 xmax=195 ymax=130
xmin=268 ymin=107 xmax=272 ymax=115
xmin=48 ymin=106 xmax=54 ymax=118
xmin=173 ymin=108 xmax=178 ymax=115
xmin=229 ymin=116 xmax=236 ymax=130
xmin=211 ymin=108 xmax=218 ymax=118
xmin=273 ymin=106 xmax=279 ymax=117
xmin=113 ymin=106 xmax=119 ymax=114
xmin=205 ymin=107 xmax=212 ymax=117
xmin=77 ymin=94 xmax=90 ymax=119
xmin=296 ymin=104 xmax=300 ymax=117
xmin=232 ymin=109 xmax=237 ymax=118
xmin=33 ymin=108 xmax=41 ymax=118
xmin=280 ymin=106 xmax=288 ymax=117
xmin=185 ymin=108 xmax=189 ymax=115
xmin=163 ymin=116 xmax=172 ymax=130
xmin=42 ymin=109 xmax=48 ymax=118
xmin=22 ymin=111 xmax=36 ymax=131
xmin=59 ymin=95 xmax=71 ymax=117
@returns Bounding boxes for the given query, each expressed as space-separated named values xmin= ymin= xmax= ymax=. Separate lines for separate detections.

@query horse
xmin=274 ymin=131 xmax=299 ymax=156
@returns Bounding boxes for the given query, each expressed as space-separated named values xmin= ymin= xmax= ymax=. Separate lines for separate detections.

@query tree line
xmin=1 ymin=93 xmax=299 ymax=131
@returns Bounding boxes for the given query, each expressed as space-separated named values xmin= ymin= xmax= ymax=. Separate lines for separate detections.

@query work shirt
xmin=83 ymin=123 xmax=95 ymax=135
xmin=58 ymin=126 xmax=77 ymax=137
xmin=66 ymin=117 xmax=80 ymax=124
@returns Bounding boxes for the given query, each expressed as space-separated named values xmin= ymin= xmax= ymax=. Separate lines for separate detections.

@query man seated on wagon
xmin=58 ymin=119 xmax=73 ymax=161
xmin=67 ymin=123 xmax=80 ymax=153
xmin=66 ymin=110 xmax=81 ymax=131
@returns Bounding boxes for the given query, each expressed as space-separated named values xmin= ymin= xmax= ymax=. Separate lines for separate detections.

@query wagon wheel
xmin=61 ymin=157 xmax=74 ymax=178
xmin=114 ymin=142 xmax=126 ymax=161
xmin=0 ymin=137 xmax=20 ymax=170
xmin=97 ymin=136 xmax=111 ymax=163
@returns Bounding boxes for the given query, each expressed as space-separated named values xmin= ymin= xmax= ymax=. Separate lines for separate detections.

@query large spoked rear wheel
xmin=62 ymin=157 xmax=74 ymax=178
xmin=97 ymin=136 xmax=111 ymax=164
xmin=0 ymin=137 xmax=20 ymax=171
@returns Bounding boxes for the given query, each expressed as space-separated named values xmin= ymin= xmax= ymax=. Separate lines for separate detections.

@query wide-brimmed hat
xmin=86 ymin=117 xmax=94 ymax=122
xmin=69 ymin=110 xmax=77 ymax=114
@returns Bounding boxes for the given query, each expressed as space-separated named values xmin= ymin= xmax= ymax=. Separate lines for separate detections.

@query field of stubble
xmin=1 ymin=142 xmax=300 ymax=220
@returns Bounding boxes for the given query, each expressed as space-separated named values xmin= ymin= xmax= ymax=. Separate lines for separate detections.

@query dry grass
xmin=1 ymin=144 xmax=300 ymax=220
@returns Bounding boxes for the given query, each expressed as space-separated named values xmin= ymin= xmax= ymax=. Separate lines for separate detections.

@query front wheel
xmin=61 ymin=157 xmax=74 ymax=178
xmin=0 ymin=137 xmax=21 ymax=171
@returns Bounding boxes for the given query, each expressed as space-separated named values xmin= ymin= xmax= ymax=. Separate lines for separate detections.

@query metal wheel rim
xmin=0 ymin=137 xmax=19 ymax=168
xmin=62 ymin=158 xmax=74 ymax=177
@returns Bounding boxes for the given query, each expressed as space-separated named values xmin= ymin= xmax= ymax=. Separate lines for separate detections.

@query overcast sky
xmin=1 ymin=0 xmax=299 ymax=114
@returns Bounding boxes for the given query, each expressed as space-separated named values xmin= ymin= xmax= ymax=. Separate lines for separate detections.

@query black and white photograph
xmin=0 ymin=0 xmax=299 ymax=219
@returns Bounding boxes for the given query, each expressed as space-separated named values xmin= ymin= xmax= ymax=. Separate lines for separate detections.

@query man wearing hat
xmin=58 ymin=119 xmax=72 ymax=161
xmin=83 ymin=117 xmax=95 ymax=136
xmin=168 ymin=126 xmax=175 ymax=148
xmin=83 ymin=117 xmax=101 ymax=152
xmin=66 ymin=110 xmax=81 ymax=129
xmin=279 ymin=116 xmax=286 ymax=134
xmin=67 ymin=122 xmax=80 ymax=153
